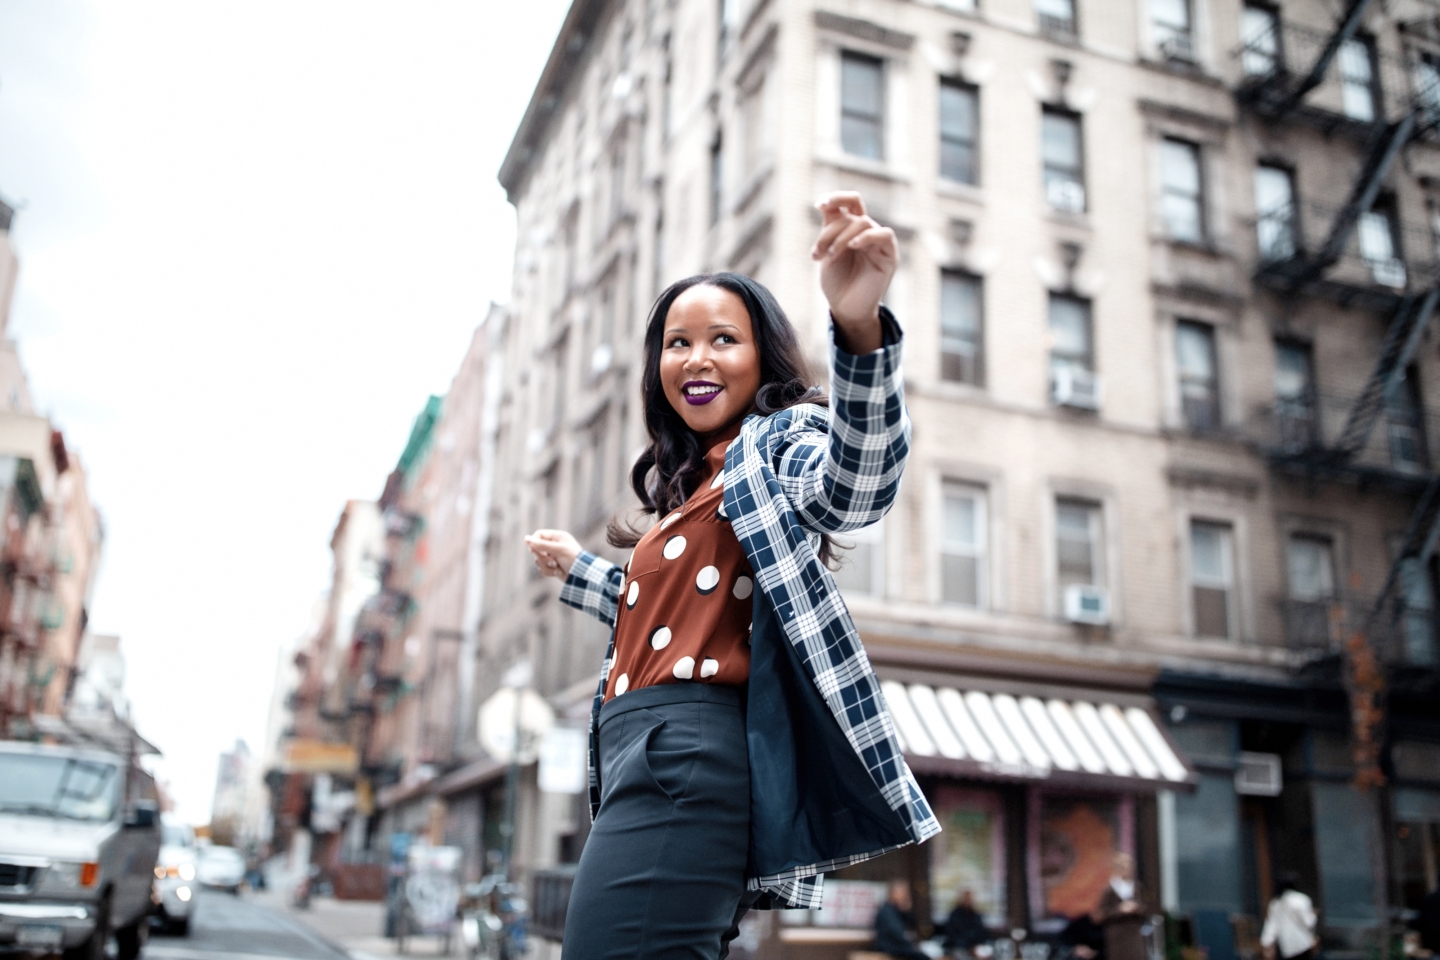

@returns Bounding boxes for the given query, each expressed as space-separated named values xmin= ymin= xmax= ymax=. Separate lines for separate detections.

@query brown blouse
xmin=605 ymin=425 xmax=753 ymax=701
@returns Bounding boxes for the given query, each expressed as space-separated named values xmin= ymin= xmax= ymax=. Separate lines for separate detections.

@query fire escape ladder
xmin=1332 ymin=285 xmax=1440 ymax=459
xmin=1290 ymin=109 xmax=1418 ymax=290
xmin=1273 ymin=0 xmax=1377 ymax=117
xmin=1370 ymin=476 xmax=1440 ymax=642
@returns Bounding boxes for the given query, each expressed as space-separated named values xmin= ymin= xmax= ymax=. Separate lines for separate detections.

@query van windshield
xmin=0 ymin=754 xmax=121 ymax=822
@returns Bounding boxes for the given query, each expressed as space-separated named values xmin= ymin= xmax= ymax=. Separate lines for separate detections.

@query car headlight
xmin=43 ymin=861 xmax=100 ymax=890
xmin=179 ymin=863 xmax=195 ymax=881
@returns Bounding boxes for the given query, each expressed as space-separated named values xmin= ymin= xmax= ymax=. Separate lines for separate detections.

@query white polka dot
xmin=615 ymin=673 xmax=629 ymax=695
xmin=649 ymin=626 xmax=672 ymax=650
xmin=710 ymin=470 xmax=724 ymax=490
xmin=746 ymin=624 xmax=753 ymax=646
xmin=626 ymin=581 xmax=640 ymax=607
xmin=618 ymin=575 xmax=625 ymax=595
xmin=701 ymin=658 xmax=719 ymax=678
xmin=732 ymin=576 xmax=753 ymax=599
xmin=662 ymin=535 xmax=687 ymax=560
xmin=672 ymin=656 xmax=695 ymax=680
xmin=695 ymin=565 xmax=720 ymax=594
xmin=660 ymin=512 xmax=682 ymax=530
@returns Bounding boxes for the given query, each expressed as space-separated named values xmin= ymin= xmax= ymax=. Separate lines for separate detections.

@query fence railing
xmin=530 ymin=866 xmax=577 ymax=942
xmin=1278 ymin=594 xmax=1439 ymax=666
xmin=1247 ymin=391 xmax=1435 ymax=478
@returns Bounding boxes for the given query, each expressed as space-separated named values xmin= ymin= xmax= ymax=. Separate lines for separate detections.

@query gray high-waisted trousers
xmin=561 ymin=683 xmax=752 ymax=959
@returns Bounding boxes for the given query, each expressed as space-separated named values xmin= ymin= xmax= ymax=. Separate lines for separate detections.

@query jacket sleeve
xmin=559 ymin=550 xmax=623 ymax=627
xmin=772 ymin=306 xmax=911 ymax=535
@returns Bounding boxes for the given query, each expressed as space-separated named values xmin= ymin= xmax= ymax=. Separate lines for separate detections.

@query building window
xmin=1286 ymin=533 xmax=1335 ymax=648
xmin=942 ymin=483 xmax=987 ymax=607
xmin=1254 ymin=164 xmax=1297 ymax=261
xmin=1359 ymin=200 xmax=1406 ymax=287
xmin=742 ymin=73 xmax=771 ymax=179
xmin=841 ymin=52 xmax=885 ymax=160
xmin=1048 ymin=294 xmax=1093 ymax=380
xmin=834 ymin=520 xmax=884 ymax=598
xmin=1151 ymin=0 xmax=1193 ymax=58
xmin=1161 ymin=139 xmax=1204 ymax=243
xmin=1415 ymin=53 xmax=1440 ymax=128
xmin=1190 ymin=521 xmax=1235 ymax=638
xmin=1042 ymin=110 xmax=1085 ymax=212
xmin=609 ymin=140 xmax=627 ymax=225
xmin=941 ymin=272 xmax=984 ymax=385
xmin=1400 ymin=556 xmax=1438 ymax=666
xmin=939 ymin=80 xmax=979 ymax=185
xmin=1339 ymin=37 xmax=1379 ymax=122
xmin=1387 ymin=367 xmax=1428 ymax=472
xmin=1056 ymin=499 xmax=1103 ymax=593
xmin=709 ymin=133 xmax=724 ymax=226
xmin=1175 ymin=321 xmax=1220 ymax=431
xmin=1273 ymin=341 xmax=1316 ymax=450
xmin=1240 ymin=5 xmax=1280 ymax=77
xmin=1036 ymin=0 xmax=1077 ymax=38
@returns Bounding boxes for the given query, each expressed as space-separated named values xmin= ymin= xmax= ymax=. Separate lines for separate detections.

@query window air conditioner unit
xmin=1052 ymin=367 xmax=1103 ymax=410
xmin=1235 ymin=751 xmax=1283 ymax=796
xmin=1369 ymin=257 xmax=1407 ymax=289
xmin=1160 ymin=35 xmax=1196 ymax=63
xmin=1046 ymin=179 xmax=1086 ymax=214
xmin=1064 ymin=584 xmax=1111 ymax=625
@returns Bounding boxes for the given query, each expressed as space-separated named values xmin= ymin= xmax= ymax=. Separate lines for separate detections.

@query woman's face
xmin=659 ymin=284 xmax=762 ymax=436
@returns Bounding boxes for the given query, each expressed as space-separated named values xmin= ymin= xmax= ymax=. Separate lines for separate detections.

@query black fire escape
xmin=1237 ymin=0 xmax=1440 ymax=666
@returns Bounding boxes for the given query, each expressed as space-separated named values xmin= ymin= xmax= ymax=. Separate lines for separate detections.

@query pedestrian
xmin=1097 ymin=854 xmax=1147 ymax=960
xmin=1260 ymin=874 xmax=1318 ymax=960
xmin=1420 ymin=883 xmax=1440 ymax=956
xmin=874 ymin=881 xmax=931 ymax=960
xmin=942 ymin=889 xmax=990 ymax=953
xmin=1061 ymin=908 xmax=1106 ymax=960
xmin=524 ymin=191 xmax=939 ymax=960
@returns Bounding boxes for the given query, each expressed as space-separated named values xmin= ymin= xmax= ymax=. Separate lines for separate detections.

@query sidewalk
xmin=250 ymin=890 xmax=458 ymax=960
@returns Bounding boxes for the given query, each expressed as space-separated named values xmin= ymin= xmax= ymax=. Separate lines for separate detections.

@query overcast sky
xmin=0 ymin=0 xmax=569 ymax=823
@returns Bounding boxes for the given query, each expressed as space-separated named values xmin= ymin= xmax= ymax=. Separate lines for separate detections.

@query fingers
xmin=846 ymin=225 xmax=898 ymax=262
xmin=812 ymin=208 xmax=889 ymax=261
xmin=816 ymin=191 xmax=867 ymax=222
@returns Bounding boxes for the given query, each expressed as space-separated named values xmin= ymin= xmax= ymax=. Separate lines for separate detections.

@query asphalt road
xmin=141 ymin=891 xmax=354 ymax=960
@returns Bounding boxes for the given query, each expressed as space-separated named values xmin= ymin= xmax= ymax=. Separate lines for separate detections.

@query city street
xmin=142 ymin=891 xmax=405 ymax=960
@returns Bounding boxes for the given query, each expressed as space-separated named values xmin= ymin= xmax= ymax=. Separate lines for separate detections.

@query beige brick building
xmin=425 ymin=0 xmax=1440 ymax=952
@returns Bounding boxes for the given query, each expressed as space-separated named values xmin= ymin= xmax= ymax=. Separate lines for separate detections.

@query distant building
xmin=211 ymin=740 xmax=252 ymax=846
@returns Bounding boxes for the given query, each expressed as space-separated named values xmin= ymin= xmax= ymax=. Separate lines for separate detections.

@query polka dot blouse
xmin=605 ymin=424 xmax=753 ymax=701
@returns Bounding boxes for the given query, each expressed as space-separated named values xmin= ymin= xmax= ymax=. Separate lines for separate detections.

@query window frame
xmin=1338 ymin=35 xmax=1381 ymax=123
xmin=1188 ymin=519 xmax=1236 ymax=639
xmin=1273 ymin=339 xmax=1318 ymax=450
xmin=840 ymin=50 xmax=886 ymax=161
xmin=1254 ymin=163 xmax=1298 ymax=262
xmin=834 ymin=518 xmax=886 ymax=599
xmin=1055 ymin=497 xmax=1105 ymax=592
xmin=1035 ymin=0 xmax=1078 ymax=39
xmin=1240 ymin=4 xmax=1282 ymax=78
xmin=1042 ymin=108 xmax=1086 ymax=213
xmin=1151 ymin=0 xmax=1193 ymax=57
xmin=1048 ymin=293 xmax=1095 ymax=379
xmin=1160 ymin=137 xmax=1206 ymax=244
xmin=1175 ymin=319 xmax=1221 ymax=432
xmin=940 ymin=481 xmax=989 ymax=609
xmin=940 ymin=270 xmax=985 ymax=386
xmin=939 ymin=78 xmax=980 ymax=186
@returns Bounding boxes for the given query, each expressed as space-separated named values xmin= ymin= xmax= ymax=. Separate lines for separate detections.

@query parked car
xmin=194 ymin=847 xmax=245 ymax=895
xmin=0 ymin=740 xmax=161 ymax=960
xmin=150 ymin=820 xmax=197 ymax=935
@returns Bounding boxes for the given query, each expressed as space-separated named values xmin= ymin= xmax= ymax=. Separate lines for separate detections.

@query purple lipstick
xmin=682 ymin=380 xmax=723 ymax=405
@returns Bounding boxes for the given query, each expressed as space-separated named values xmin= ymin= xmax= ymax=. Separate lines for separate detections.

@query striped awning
xmin=881 ymin=681 xmax=1195 ymax=791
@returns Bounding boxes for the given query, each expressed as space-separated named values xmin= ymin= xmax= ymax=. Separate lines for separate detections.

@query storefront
xmin=742 ymin=672 xmax=1195 ymax=958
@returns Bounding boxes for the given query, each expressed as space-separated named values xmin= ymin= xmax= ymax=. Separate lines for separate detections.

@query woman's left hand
xmin=811 ymin=191 xmax=897 ymax=354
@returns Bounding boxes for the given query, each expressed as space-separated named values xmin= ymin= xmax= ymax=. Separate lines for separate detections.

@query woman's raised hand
xmin=524 ymin=529 xmax=582 ymax=580
xmin=810 ymin=192 xmax=898 ymax=354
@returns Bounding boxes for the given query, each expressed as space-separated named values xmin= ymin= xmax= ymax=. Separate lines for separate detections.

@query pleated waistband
xmin=598 ymin=682 xmax=742 ymax=726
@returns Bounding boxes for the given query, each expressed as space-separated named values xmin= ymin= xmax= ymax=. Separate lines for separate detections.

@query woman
xmin=1097 ymin=853 xmax=1147 ymax=960
xmin=525 ymin=192 xmax=939 ymax=958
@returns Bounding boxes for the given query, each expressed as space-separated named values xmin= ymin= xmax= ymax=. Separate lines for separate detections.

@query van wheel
xmin=171 ymin=917 xmax=190 ymax=937
xmin=64 ymin=897 xmax=108 ymax=960
xmin=116 ymin=915 xmax=149 ymax=960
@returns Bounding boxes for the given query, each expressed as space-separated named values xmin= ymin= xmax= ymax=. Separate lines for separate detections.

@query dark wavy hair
xmin=606 ymin=272 xmax=835 ymax=563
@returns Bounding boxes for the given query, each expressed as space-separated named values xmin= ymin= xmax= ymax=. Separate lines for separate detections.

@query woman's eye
xmin=667 ymin=337 xmax=689 ymax=348
xmin=716 ymin=335 xmax=737 ymax=345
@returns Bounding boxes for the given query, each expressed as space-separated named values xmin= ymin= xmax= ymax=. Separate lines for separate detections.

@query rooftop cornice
xmin=497 ymin=0 xmax=614 ymax=204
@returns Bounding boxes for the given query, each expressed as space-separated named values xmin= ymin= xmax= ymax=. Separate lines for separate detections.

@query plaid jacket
xmin=560 ymin=308 xmax=940 ymax=908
